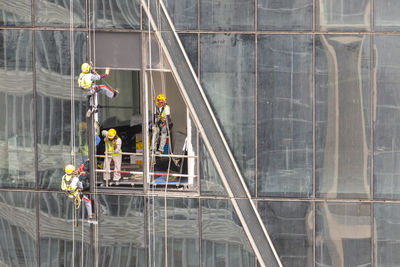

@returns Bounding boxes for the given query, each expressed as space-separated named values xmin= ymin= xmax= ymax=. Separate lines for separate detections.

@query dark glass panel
xmin=35 ymin=0 xmax=85 ymax=27
xmin=200 ymin=33 xmax=255 ymax=196
xmin=258 ymin=201 xmax=313 ymax=267
xmin=93 ymin=0 xmax=140 ymax=29
xmin=98 ymin=195 xmax=145 ymax=266
xmin=257 ymin=34 xmax=313 ymax=198
xmin=316 ymin=202 xmax=371 ymax=267
xmin=0 ymin=0 xmax=31 ymax=26
xmin=148 ymin=197 xmax=199 ymax=267
xmin=164 ymin=0 xmax=197 ymax=30
xmin=179 ymin=33 xmax=198 ymax=76
xmin=199 ymin=0 xmax=254 ymax=31
xmin=201 ymin=199 xmax=255 ymax=267
xmin=199 ymin=138 xmax=227 ymax=196
xmin=316 ymin=35 xmax=371 ymax=198
xmin=257 ymin=0 xmax=313 ymax=31
xmin=35 ymin=30 xmax=87 ymax=189
xmin=374 ymin=0 xmax=400 ymax=31
xmin=316 ymin=0 xmax=371 ymax=32
xmin=374 ymin=203 xmax=400 ymax=266
xmin=0 ymin=191 xmax=36 ymax=266
xmin=0 ymin=30 xmax=35 ymax=188
xmin=39 ymin=192 xmax=90 ymax=267
xmin=374 ymin=35 xmax=400 ymax=199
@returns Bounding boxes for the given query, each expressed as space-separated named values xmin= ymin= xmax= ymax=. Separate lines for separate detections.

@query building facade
xmin=1 ymin=0 xmax=400 ymax=266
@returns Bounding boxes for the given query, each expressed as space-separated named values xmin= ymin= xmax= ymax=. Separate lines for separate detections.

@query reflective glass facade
xmin=1 ymin=0 xmax=400 ymax=266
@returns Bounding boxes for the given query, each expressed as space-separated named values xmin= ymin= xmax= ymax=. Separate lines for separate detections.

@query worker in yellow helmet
xmin=61 ymin=164 xmax=97 ymax=224
xmin=151 ymin=94 xmax=172 ymax=155
xmin=102 ymin=128 xmax=122 ymax=182
xmin=78 ymin=63 xmax=120 ymax=117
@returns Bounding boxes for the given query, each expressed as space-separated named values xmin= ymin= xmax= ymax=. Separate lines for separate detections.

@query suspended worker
xmin=151 ymin=94 xmax=172 ymax=155
xmin=102 ymin=128 xmax=122 ymax=182
xmin=61 ymin=164 xmax=97 ymax=224
xmin=78 ymin=62 xmax=119 ymax=117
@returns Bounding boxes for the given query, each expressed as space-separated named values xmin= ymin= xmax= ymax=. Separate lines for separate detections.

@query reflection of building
xmin=2 ymin=0 xmax=400 ymax=266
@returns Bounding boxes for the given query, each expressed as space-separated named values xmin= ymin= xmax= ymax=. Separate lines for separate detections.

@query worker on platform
xmin=102 ymin=128 xmax=122 ymax=182
xmin=61 ymin=164 xmax=96 ymax=224
xmin=151 ymin=94 xmax=172 ymax=155
xmin=78 ymin=62 xmax=119 ymax=117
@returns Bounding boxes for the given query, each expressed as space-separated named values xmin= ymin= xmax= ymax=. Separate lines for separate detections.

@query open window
xmin=88 ymin=32 xmax=199 ymax=192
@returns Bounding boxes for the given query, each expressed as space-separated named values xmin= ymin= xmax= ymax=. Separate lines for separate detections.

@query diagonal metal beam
xmin=141 ymin=1 xmax=283 ymax=266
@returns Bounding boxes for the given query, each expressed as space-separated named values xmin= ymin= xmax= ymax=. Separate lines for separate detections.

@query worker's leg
xmin=150 ymin=126 xmax=160 ymax=152
xmin=82 ymin=194 xmax=92 ymax=217
xmin=158 ymin=125 xmax=168 ymax=153
xmin=112 ymin=154 xmax=122 ymax=181
xmin=103 ymin=155 xmax=111 ymax=181
xmin=98 ymin=85 xmax=115 ymax=98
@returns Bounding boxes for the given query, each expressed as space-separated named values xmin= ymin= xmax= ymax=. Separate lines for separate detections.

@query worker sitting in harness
xmin=78 ymin=62 xmax=119 ymax=117
xmin=61 ymin=164 xmax=97 ymax=224
xmin=151 ymin=94 xmax=172 ymax=155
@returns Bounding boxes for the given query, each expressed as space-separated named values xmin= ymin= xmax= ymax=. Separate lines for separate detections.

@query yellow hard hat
xmin=155 ymin=94 xmax=166 ymax=103
xmin=81 ymin=62 xmax=91 ymax=73
xmin=107 ymin=128 xmax=116 ymax=139
xmin=79 ymin=122 xmax=87 ymax=132
xmin=65 ymin=164 xmax=75 ymax=175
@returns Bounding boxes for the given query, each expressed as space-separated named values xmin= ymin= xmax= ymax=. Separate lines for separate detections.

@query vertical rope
xmin=69 ymin=1 xmax=76 ymax=267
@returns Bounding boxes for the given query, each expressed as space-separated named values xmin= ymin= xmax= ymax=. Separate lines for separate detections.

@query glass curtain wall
xmin=3 ymin=0 xmax=400 ymax=266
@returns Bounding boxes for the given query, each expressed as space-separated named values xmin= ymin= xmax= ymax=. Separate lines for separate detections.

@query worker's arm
xmin=113 ymin=138 xmax=122 ymax=153
xmin=91 ymin=68 xmax=110 ymax=81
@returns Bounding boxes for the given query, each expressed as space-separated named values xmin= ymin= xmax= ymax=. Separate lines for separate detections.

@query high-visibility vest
xmin=78 ymin=134 xmax=88 ymax=156
xmin=105 ymin=137 xmax=122 ymax=155
xmin=61 ymin=175 xmax=78 ymax=198
xmin=78 ymin=73 xmax=93 ymax=89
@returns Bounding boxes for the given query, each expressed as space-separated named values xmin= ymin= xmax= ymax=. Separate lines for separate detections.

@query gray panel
xmin=200 ymin=33 xmax=256 ymax=196
xmin=0 ymin=191 xmax=36 ymax=267
xmin=35 ymin=0 xmax=85 ymax=27
xmin=39 ymin=192 xmax=91 ymax=267
xmin=375 ymin=0 xmax=400 ymax=31
xmin=0 ymin=0 xmax=31 ymax=26
xmin=94 ymin=32 xmax=141 ymax=70
xmin=148 ymin=197 xmax=199 ymax=267
xmin=374 ymin=35 xmax=400 ymax=199
xmin=164 ymin=0 xmax=198 ymax=30
xmin=257 ymin=0 xmax=313 ymax=31
xmin=35 ymin=30 xmax=87 ymax=189
xmin=316 ymin=202 xmax=371 ymax=267
xmin=257 ymin=34 xmax=313 ymax=198
xmin=98 ymin=195 xmax=145 ymax=266
xmin=316 ymin=0 xmax=371 ymax=31
xmin=179 ymin=33 xmax=198 ymax=76
xmin=200 ymin=138 xmax=228 ymax=196
xmin=374 ymin=203 xmax=400 ymax=266
xmin=202 ymin=199 xmax=255 ymax=267
xmin=258 ymin=201 xmax=313 ymax=267
xmin=0 ymin=30 xmax=35 ymax=188
xmin=200 ymin=0 xmax=254 ymax=31
xmin=93 ymin=0 xmax=140 ymax=29
xmin=316 ymin=35 xmax=371 ymax=199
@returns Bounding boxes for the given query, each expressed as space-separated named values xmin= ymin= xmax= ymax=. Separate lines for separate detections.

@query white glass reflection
xmin=202 ymin=199 xmax=255 ymax=267
xmin=316 ymin=203 xmax=371 ymax=267
xmin=317 ymin=0 xmax=371 ymax=31
xmin=35 ymin=30 xmax=87 ymax=189
xmin=93 ymin=0 xmax=140 ymax=29
xmin=0 ymin=30 xmax=35 ymax=188
xmin=0 ymin=191 xmax=36 ymax=266
xmin=316 ymin=35 xmax=371 ymax=198
xmin=35 ymin=0 xmax=85 ymax=27
xmin=200 ymin=33 xmax=256 ymax=195
xmin=375 ymin=0 xmax=400 ymax=31
xmin=257 ymin=34 xmax=313 ymax=198
xmin=374 ymin=35 xmax=400 ymax=199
